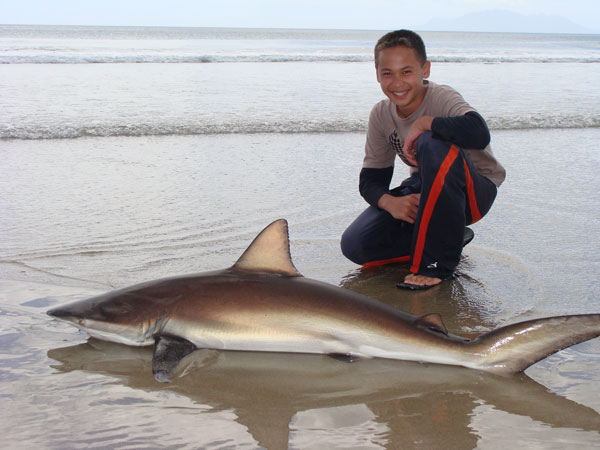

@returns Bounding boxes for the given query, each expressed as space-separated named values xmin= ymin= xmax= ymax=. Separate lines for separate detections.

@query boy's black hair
xmin=374 ymin=30 xmax=427 ymax=66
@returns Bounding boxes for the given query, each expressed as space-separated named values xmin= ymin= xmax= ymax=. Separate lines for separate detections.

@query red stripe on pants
xmin=410 ymin=145 xmax=459 ymax=274
xmin=362 ymin=255 xmax=410 ymax=267
xmin=463 ymin=160 xmax=482 ymax=223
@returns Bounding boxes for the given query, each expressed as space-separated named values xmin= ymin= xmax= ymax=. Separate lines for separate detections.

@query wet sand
xmin=1 ymin=129 xmax=600 ymax=448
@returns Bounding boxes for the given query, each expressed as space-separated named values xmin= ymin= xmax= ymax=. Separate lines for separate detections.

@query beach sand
xmin=2 ymin=128 xmax=600 ymax=447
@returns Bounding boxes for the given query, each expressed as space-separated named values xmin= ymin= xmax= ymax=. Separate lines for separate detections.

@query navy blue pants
xmin=341 ymin=132 xmax=497 ymax=278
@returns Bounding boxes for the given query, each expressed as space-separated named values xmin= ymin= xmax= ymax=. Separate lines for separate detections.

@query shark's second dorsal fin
xmin=233 ymin=219 xmax=302 ymax=277
xmin=417 ymin=313 xmax=448 ymax=335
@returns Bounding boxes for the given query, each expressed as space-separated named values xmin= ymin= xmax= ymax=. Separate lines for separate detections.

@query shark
xmin=47 ymin=219 xmax=600 ymax=382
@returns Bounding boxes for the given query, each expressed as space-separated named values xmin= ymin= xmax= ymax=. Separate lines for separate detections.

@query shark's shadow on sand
xmin=48 ymin=340 xmax=600 ymax=449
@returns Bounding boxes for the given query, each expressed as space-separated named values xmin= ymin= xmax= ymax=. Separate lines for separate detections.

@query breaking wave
xmin=2 ymin=54 xmax=599 ymax=64
xmin=2 ymin=115 xmax=598 ymax=140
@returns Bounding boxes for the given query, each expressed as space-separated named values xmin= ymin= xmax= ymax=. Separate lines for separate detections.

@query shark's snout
xmin=47 ymin=303 xmax=87 ymax=319
xmin=46 ymin=296 xmax=108 ymax=322
xmin=47 ymin=303 xmax=94 ymax=324
xmin=47 ymin=307 xmax=69 ymax=318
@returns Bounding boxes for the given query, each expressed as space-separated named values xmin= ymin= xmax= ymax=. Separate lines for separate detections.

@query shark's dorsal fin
xmin=233 ymin=219 xmax=302 ymax=277
xmin=417 ymin=313 xmax=448 ymax=335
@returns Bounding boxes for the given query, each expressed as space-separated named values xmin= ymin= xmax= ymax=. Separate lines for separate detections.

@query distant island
xmin=419 ymin=9 xmax=595 ymax=34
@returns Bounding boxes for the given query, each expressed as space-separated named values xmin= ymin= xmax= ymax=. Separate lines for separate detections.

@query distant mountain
xmin=420 ymin=9 xmax=594 ymax=34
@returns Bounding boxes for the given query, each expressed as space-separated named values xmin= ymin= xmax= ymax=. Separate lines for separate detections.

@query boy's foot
xmin=396 ymin=273 xmax=441 ymax=290
xmin=396 ymin=273 xmax=456 ymax=290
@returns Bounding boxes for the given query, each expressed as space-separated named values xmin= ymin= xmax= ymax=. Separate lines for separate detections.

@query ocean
xmin=1 ymin=25 xmax=600 ymax=448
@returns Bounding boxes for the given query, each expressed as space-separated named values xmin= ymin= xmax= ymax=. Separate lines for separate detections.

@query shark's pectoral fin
xmin=152 ymin=335 xmax=197 ymax=383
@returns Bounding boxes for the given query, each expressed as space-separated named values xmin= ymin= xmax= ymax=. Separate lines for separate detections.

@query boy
xmin=341 ymin=30 xmax=506 ymax=290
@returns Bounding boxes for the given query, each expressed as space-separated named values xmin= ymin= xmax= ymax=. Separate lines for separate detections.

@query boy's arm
xmin=359 ymin=167 xmax=420 ymax=223
xmin=359 ymin=166 xmax=394 ymax=207
xmin=361 ymin=103 xmax=398 ymax=207
xmin=360 ymin=101 xmax=420 ymax=222
xmin=432 ymin=111 xmax=490 ymax=148
xmin=403 ymin=111 xmax=490 ymax=166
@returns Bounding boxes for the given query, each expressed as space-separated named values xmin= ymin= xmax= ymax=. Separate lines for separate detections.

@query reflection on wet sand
xmin=340 ymin=261 xmax=498 ymax=338
xmin=48 ymin=338 xmax=600 ymax=449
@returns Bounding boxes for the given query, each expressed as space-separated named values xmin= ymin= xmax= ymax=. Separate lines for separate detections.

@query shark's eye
xmin=99 ymin=297 xmax=136 ymax=317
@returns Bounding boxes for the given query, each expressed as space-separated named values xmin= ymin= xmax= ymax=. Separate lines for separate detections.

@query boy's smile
xmin=376 ymin=46 xmax=431 ymax=118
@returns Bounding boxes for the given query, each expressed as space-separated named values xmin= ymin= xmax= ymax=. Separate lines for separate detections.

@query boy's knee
xmin=340 ymin=227 xmax=364 ymax=265
xmin=417 ymin=130 xmax=436 ymax=147
xmin=417 ymin=131 xmax=449 ymax=155
xmin=416 ymin=131 xmax=455 ymax=168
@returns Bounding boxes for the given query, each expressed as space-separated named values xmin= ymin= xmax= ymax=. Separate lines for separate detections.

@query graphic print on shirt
xmin=389 ymin=130 xmax=412 ymax=166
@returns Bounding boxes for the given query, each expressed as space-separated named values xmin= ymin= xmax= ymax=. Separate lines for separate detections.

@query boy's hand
xmin=377 ymin=193 xmax=421 ymax=223
xmin=403 ymin=116 xmax=434 ymax=166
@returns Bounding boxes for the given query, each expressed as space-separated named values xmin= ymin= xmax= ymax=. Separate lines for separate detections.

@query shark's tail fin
xmin=468 ymin=314 xmax=600 ymax=375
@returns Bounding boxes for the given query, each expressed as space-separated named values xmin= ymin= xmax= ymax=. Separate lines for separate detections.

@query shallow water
xmin=1 ymin=128 xmax=600 ymax=448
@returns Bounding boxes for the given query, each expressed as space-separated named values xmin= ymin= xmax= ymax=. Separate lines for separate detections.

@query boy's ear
xmin=375 ymin=63 xmax=380 ymax=82
xmin=423 ymin=60 xmax=431 ymax=79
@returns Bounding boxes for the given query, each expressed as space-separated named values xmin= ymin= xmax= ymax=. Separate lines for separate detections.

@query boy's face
xmin=376 ymin=46 xmax=431 ymax=118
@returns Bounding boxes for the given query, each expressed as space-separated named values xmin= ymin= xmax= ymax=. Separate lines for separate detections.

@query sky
xmin=1 ymin=0 xmax=598 ymax=32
